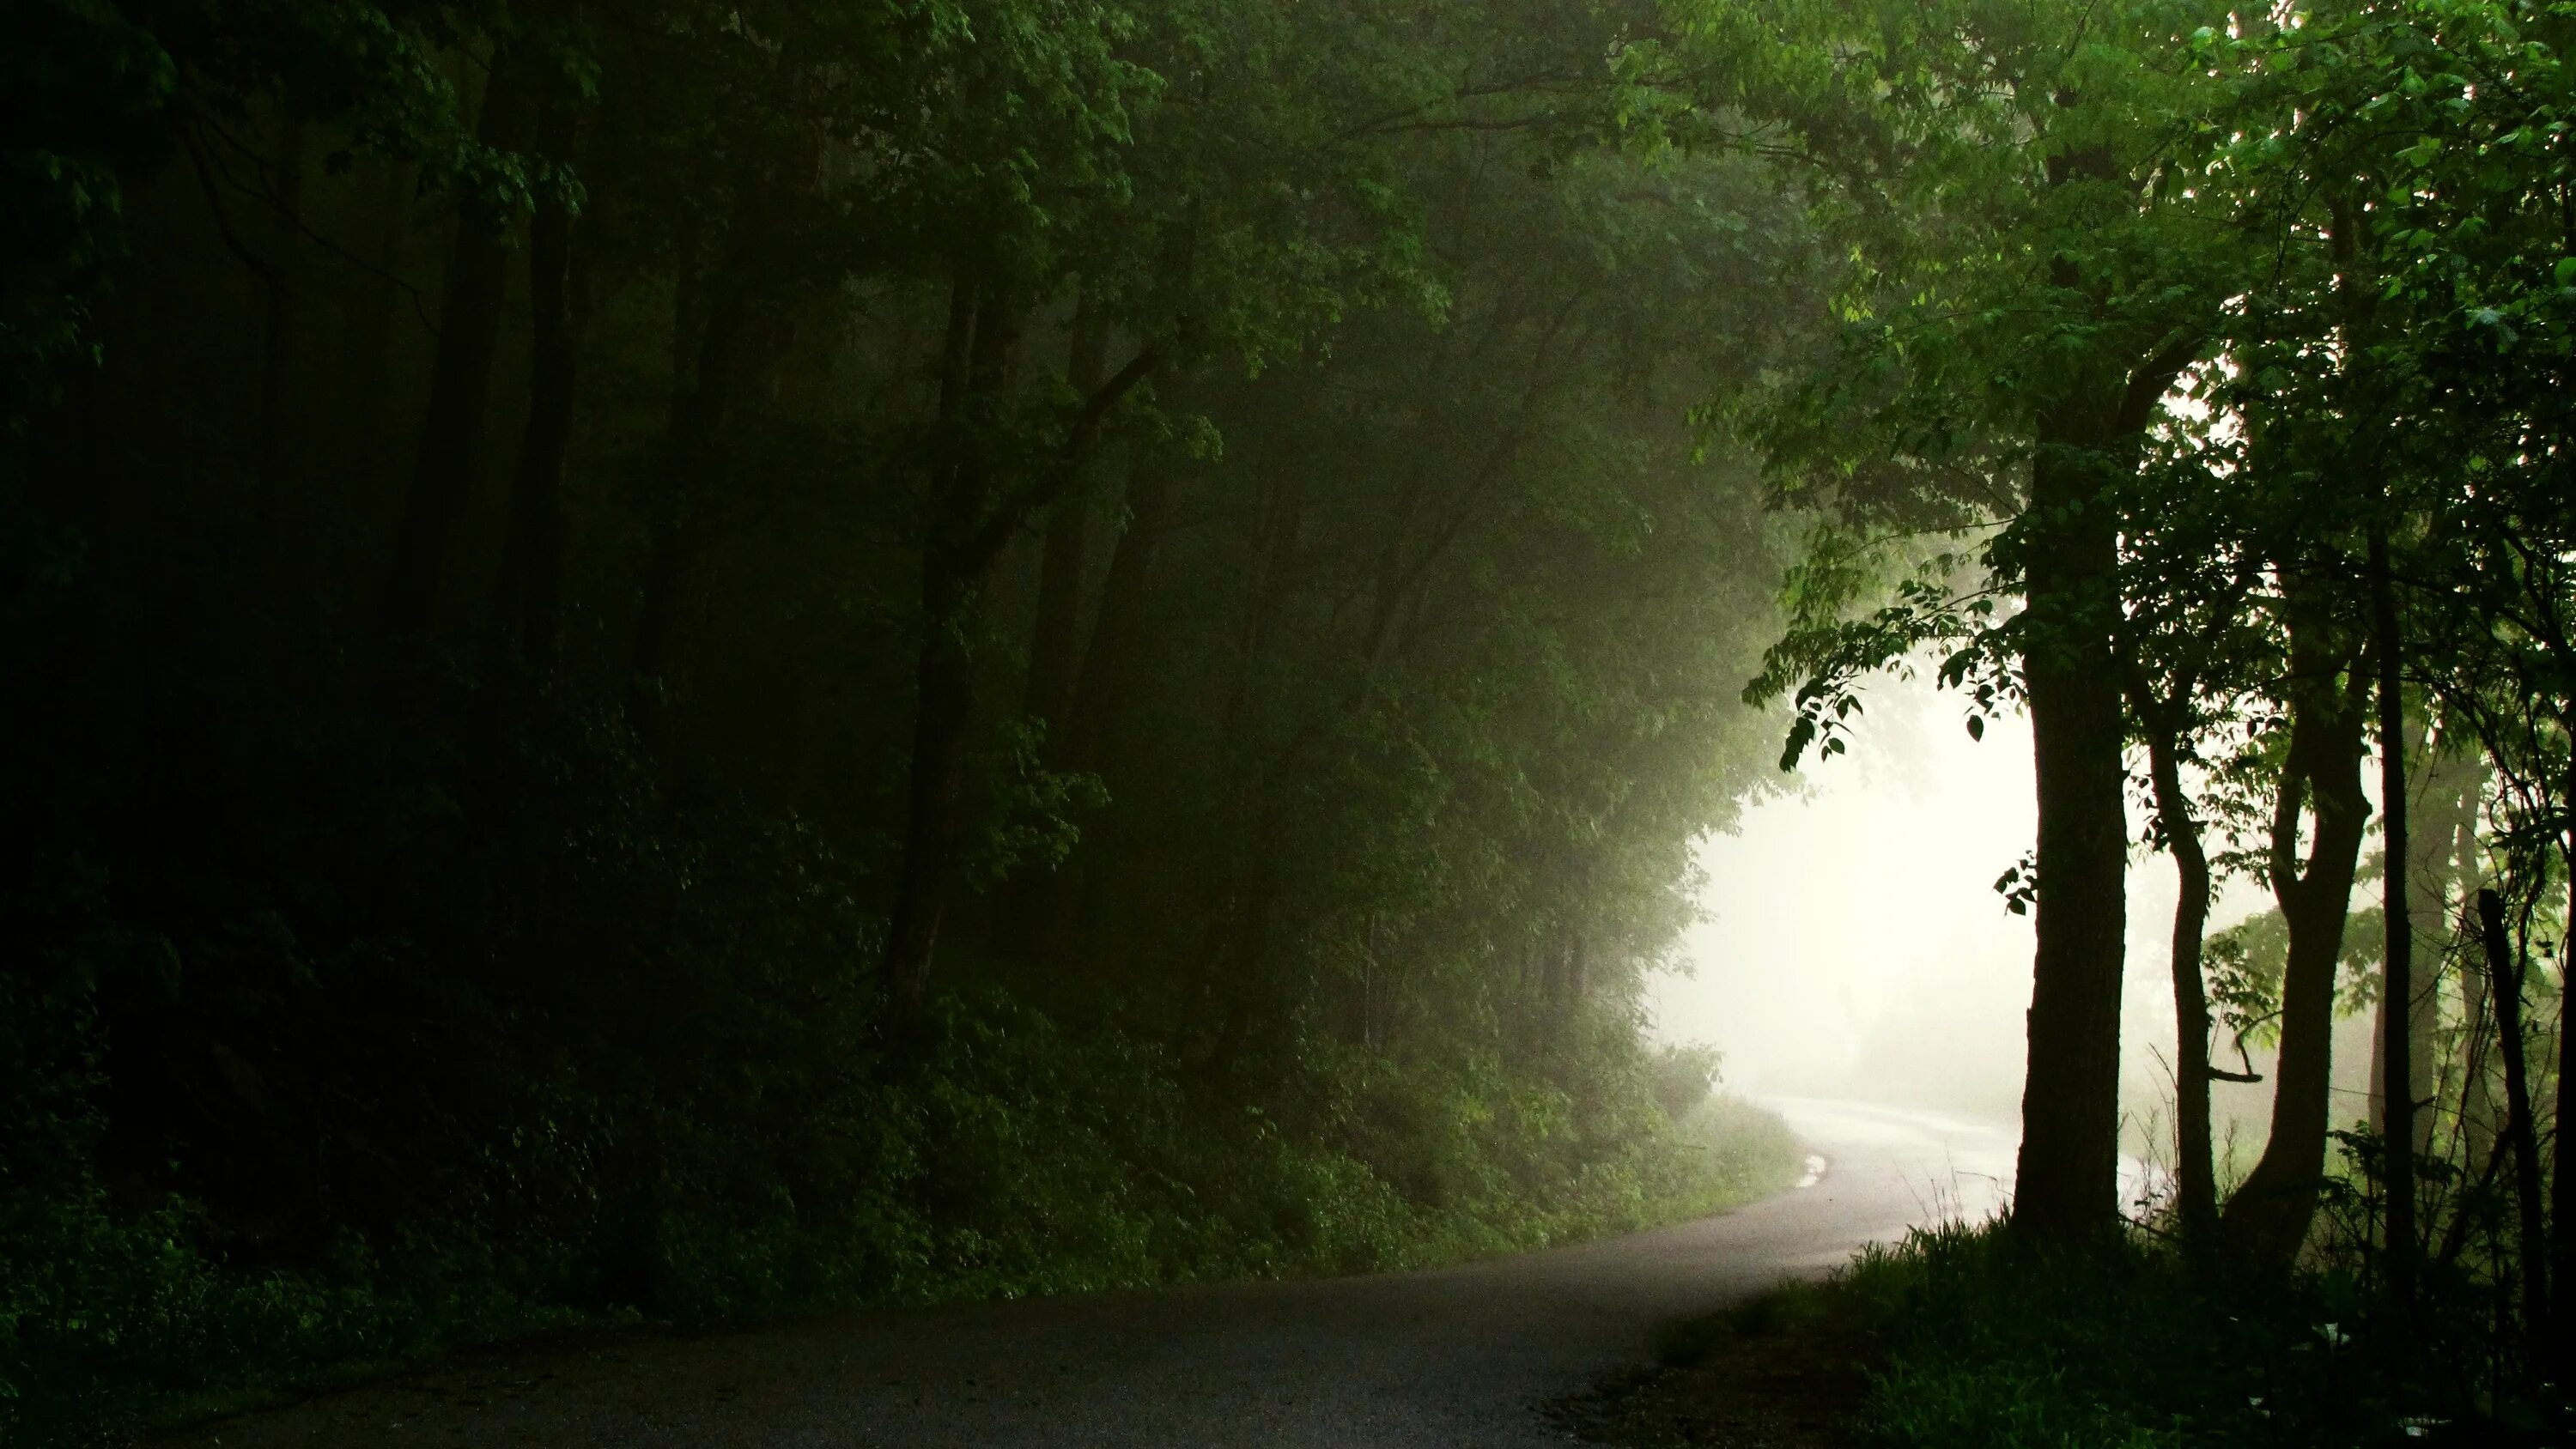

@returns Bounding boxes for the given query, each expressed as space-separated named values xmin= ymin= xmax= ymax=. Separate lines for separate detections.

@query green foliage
xmin=1646 ymin=1043 xmax=1722 ymax=1121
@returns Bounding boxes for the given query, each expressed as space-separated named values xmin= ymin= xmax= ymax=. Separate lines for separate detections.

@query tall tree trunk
xmin=2555 ymin=751 xmax=2576 ymax=1366
xmin=628 ymin=229 xmax=783 ymax=700
xmin=2478 ymin=887 xmax=2549 ymax=1331
xmin=2142 ymin=724 xmax=2220 ymax=1253
xmin=884 ymin=268 xmax=1020 ymax=1016
xmin=881 ymin=264 xmax=1158 ymax=1015
xmin=335 ymin=157 xmax=416 ymax=564
xmin=1060 ymin=461 xmax=1171 ymax=776
xmin=500 ymin=96 xmax=583 ymax=671
xmin=2224 ymin=597 xmax=2371 ymax=1271
xmin=255 ymin=108 xmax=307 ymax=536
xmin=2010 ymin=395 xmax=2131 ymax=1248
xmin=381 ymin=54 xmax=535 ymax=636
xmin=2441 ymin=763 xmax=2496 ymax=1162
xmin=1022 ymin=300 xmax=1110 ymax=736
xmin=2371 ymin=529 xmax=2417 ymax=1300
xmin=2396 ymin=729 xmax=2470 ymax=1156
xmin=989 ymin=306 xmax=1111 ymax=961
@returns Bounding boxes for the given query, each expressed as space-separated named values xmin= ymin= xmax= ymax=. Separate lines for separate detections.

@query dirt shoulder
xmin=1548 ymin=1288 xmax=1875 ymax=1449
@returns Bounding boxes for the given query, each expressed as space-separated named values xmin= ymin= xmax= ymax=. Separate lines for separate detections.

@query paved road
xmin=174 ymin=1100 xmax=2019 ymax=1449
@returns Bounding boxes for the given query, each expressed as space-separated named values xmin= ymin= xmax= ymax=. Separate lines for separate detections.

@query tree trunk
xmin=340 ymin=161 xmax=414 ymax=500
xmin=2010 ymin=397 xmax=2131 ymax=1248
xmin=2142 ymin=725 xmax=2220 ymax=1253
xmin=884 ymin=268 xmax=1020 ymax=1016
xmin=629 ymin=225 xmax=787 ymax=700
xmin=881 ymin=251 xmax=1161 ymax=1014
xmin=2478 ymin=887 xmax=2549 ymax=1331
xmin=1060 ymin=464 xmax=1171 ymax=775
xmin=501 ymin=97 xmax=583 ymax=671
xmin=2224 ymin=596 xmax=2371 ymax=1272
xmin=2442 ymin=764 xmax=2496 ymax=1162
xmin=988 ymin=307 xmax=1112 ymax=961
xmin=1022 ymin=300 xmax=1110 ymax=737
xmin=2397 ymin=733 xmax=2471 ymax=1156
xmin=2555 ymin=752 xmax=2576 ymax=1365
xmin=381 ymin=55 xmax=536 ymax=636
xmin=254 ymin=108 xmax=308 ymax=534
xmin=2371 ymin=530 xmax=2417 ymax=1300
xmin=884 ymin=543 xmax=984 ymax=1016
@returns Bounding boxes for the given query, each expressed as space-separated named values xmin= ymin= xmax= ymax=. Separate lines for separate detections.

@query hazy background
xmin=1652 ymin=669 xmax=2371 ymax=1167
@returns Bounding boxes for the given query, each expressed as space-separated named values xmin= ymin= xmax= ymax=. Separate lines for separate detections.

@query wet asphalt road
xmin=170 ymin=1099 xmax=2019 ymax=1449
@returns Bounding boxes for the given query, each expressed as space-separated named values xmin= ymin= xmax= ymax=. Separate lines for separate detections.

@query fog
xmin=1654 ymin=668 xmax=2323 ymax=1152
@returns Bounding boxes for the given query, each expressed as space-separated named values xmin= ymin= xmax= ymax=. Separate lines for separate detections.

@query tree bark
xmin=337 ymin=158 xmax=414 ymax=517
xmin=255 ymin=108 xmax=308 ymax=532
xmin=2141 ymin=724 xmax=2220 ymax=1252
xmin=1061 ymin=462 xmax=1171 ymax=775
xmin=2478 ymin=887 xmax=2549 ymax=1331
xmin=381 ymin=54 xmax=536 ymax=636
xmin=501 ymin=96 xmax=583 ymax=671
xmin=1022 ymin=300 xmax=1111 ymax=737
xmin=2397 ymin=729 xmax=2472 ymax=1155
xmin=628 ymin=225 xmax=787 ymax=699
xmin=884 ymin=266 xmax=1020 ymax=1016
xmin=2009 ymin=394 xmax=2132 ymax=1249
xmin=2223 ymin=591 xmax=2371 ymax=1271
xmin=2555 ymin=752 xmax=2576 ymax=1365
xmin=2371 ymin=528 xmax=2417 ymax=1300
xmin=987 ymin=305 xmax=1114 ymax=960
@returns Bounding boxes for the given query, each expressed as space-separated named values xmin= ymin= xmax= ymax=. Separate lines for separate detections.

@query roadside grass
xmin=1844 ymin=1223 xmax=2240 ymax=1449
xmin=1841 ymin=1216 xmax=2529 ymax=1449
xmin=1567 ymin=1211 xmax=2506 ymax=1449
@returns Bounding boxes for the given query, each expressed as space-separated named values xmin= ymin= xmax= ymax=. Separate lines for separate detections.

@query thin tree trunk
xmin=255 ymin=108 xmax=308 ymax=531
xmin=341 ymin=161 xmax=414 ymax=499
xmin=885 ymin=266 xmax=1018 ymax=1016
xmin=2450 ymin=770 xmax=2497 ymax=1163
xmin=2142 ymin=725 xmax=2220 ymax=1252
xmin=629 ymin=227 xmax=781 ymax=697
xmin=2398 ymin=729 xmax=2465 ymax=1157
xmin=2225 ymin=599 xmax=2371 ymax=1271
xmin=2555 ymin=750 xmax=2576 ymax=1365
xmin=2478 ymin=887 xmax=2549 ymax=1331
xmin=882 ymin=263 xmax=1159 ymax=1015
xmin=2011 ymin=397 xmax=2131 ymax=1248
xmin=382 ymin=54 xmax=535 ymax=636
xmin=2372 ymin=529 xmax=2417 ymax=1300
xmin=1061 ymin=462 xmax=1170 ymax=775
xmin=501 ymin=96 xmax=583 ymax=670
xmin=1022 ymin=299 xmax=1110 ymax=736
xmin=987 ymin=306 xmax=1112 ymax=962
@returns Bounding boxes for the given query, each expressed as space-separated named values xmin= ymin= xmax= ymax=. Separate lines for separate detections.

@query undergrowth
xmin=1843 ymin=1215 xmax=2538 ymax=1449
xmin=0 ymin=1022 xmax=1798 ymax=1446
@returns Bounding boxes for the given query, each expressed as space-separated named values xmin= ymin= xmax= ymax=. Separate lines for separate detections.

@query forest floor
xmin=143 ymin=1100 xmax=2001 ymax=1448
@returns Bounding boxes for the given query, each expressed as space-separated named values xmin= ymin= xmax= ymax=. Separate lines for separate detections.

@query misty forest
xmin=7 ymin=0 xmax=2576 ymax=1443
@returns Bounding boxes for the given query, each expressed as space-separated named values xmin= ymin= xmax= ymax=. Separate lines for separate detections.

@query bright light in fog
xmin=1656 ymin=670 xmax=2255 ymax=1132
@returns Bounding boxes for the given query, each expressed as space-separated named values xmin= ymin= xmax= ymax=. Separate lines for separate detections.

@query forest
xmin=4 ymin=0 xmax=2575 ymax=1444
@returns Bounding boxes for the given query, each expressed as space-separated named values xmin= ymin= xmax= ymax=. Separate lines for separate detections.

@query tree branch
xmin=965 ymin=345 xmax=1163 ymax=567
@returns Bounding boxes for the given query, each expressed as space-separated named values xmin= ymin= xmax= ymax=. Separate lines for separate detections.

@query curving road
xmin=168 ymin=1100 xmax=2019 ymax=1449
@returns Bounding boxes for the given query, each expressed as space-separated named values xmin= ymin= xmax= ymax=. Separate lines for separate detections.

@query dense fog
xmin=1662 ymin=669 xmax=2380 ymax=1182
